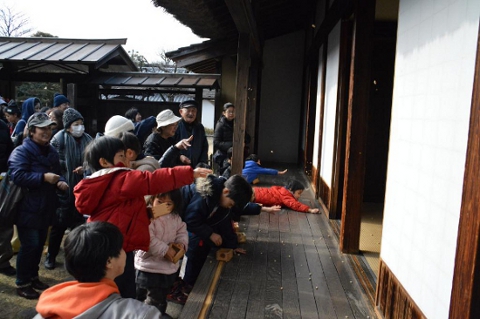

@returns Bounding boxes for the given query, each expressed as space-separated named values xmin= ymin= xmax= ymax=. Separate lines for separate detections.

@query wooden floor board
xmin=179 ymin=254 xmax=217 ymax=319
xmin=307 ymin=212 xmax=374 ymax=318
xmin=297 ymin=276 xmax=321 ymax=319
xmin=209 ymin=276 xmax=235 ymax=319
xmin=281 ymin=278 xmax=301 ymax=319
xmin=226 ymin=281 xmax=250 ymax=319
xmin=180 ymin=166 xmax=376 ymax=319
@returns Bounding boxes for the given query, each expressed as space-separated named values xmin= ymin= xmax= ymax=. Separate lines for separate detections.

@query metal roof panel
xmin=9 ymin=42 xmax=53 ymax=60
xmin=0 ymin=38 xmax=133 ymax=66
xmin=44 ymin=43 xmax=87 ymax=60
xmin=62 ymin=43 xmax=104 ymax=62
xmin=91 ymin=72 xmax=220 ymax=89
xmin=28 ymin=42 xmax=71 ymax=60
xmin=177 ymin=77 xmax=200 ymax=86
xmin=123 ymin=77 xmax=149 ymax=85
xmin=0 ymin=42 xmax=38 ymax=59
xmin=85 ymin=44 xmax=121 ymax=61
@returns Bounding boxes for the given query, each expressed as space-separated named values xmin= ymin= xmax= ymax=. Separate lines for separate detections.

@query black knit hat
xmin=63 ymin=108 xmax=84 ymax=129
xmin=53 ymin=93 xmax=70 ymax=107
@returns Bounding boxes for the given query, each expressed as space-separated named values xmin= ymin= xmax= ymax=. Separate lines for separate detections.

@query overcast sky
xmin=0 ymin=0 xmax=206 ymax=62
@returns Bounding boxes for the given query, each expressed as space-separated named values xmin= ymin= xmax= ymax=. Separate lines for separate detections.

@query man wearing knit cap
xmin=52 ymin=93 xmax=70 ymax=111
xmin=174 ymin=100 xmax=209 ymax=168
xmin=104 ymin=115 xmax=135 ymax=138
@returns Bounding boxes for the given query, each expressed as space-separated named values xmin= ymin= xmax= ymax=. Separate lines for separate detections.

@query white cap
xmin=156 ymin=109 xmax=181 ymax=128
xmin=104 ymin=115 xmax=135 ymax=138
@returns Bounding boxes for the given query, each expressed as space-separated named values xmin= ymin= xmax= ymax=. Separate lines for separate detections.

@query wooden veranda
xmin=179 ymin=166 xmax=376 ymax=319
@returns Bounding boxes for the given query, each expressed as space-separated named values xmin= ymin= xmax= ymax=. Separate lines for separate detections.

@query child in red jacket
xmin=253 ymin=179 xmax=320 ymax=214
xmin=73 ymin=136 xmax=211 ymax=299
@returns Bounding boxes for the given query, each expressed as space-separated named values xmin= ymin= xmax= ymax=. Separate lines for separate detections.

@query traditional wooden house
xmin=154 ymin=0 xmax=480 ymax=318
xmin=0 ymin=37 xmax=220 ymax=133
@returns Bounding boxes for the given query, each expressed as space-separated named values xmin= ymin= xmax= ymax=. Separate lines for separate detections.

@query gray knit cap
xmin=63 ymin=108 xmax=84 ymax=129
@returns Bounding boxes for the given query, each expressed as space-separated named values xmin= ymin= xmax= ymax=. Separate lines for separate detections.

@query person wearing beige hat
xmin=144 ymin=109 xmax=191 ymax=166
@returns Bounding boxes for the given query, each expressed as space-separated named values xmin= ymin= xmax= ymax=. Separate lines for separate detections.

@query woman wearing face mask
xmin=44 ymin=108 xmax=93 ymax=270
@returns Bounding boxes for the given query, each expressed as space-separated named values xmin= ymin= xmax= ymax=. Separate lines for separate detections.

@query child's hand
xmin=261 ymin=205 xmax=281 ymax=214
xmin=308 ymin=208 xmax=320 ymax=214
xmin=278 ymin=169 xmax=288 ymax=175
xmin=234 ymin=248 xmax=247 ymax=255
xmin=210 ymin=233 xmax=222 ymax=246
xmin=193 ymin=167 xmax=212 ymax=179
xmin=164 ymin=245 xmax=177 ymax=262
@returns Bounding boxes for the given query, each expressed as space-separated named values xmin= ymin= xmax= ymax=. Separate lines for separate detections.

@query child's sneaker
xmin=181 ymin=283 xmax=193 ymax=295
xmin=166 ymin=291 xmax=187 ymax=305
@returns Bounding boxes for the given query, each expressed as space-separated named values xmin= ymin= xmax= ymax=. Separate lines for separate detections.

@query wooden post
xmin=449 ymin=24 xmax=480 ymax=319
xmin=67 ymin=83 xmax=76 ymax=108
xmin=246 ymin=56 xmax=260 ymax=156
xmin=340 ymin=0 xmax=375 ymax=253
xmin=195 ymin=88 xmax=203 ymax=125
xmin=231 ymin=33 xmax=251 ymax=175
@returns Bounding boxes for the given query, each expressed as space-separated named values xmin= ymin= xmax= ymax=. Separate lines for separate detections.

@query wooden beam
xmin=231 ymin=33 xmax=250 ymax=175
xmin=340 ymin=0 xmax=375 ymax=254
xmin=169 ymin=40 xmax=238 ymax=68
xmin=449 ymin=23 xmax=480 ymax=319
xmin=224 ymin=0 xmax=261 ymax=57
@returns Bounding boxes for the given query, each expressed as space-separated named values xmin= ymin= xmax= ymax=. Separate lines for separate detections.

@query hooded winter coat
xmin=8 ymin=137 xmax=65 ymax=228
xmin=134 ymin=116 xmax=157 ymax=146
xmin=180 ymin=175 xmax=237 ymax=248
xmin=11 ymin=97 xmax=38 ymax=146
xmin=253 ymin=186 xmax=310 ymax=213
xmin=73 ymin=165 xmax=193 ymax=252
xmin=33 ymin=278 xmax=162 ymax=319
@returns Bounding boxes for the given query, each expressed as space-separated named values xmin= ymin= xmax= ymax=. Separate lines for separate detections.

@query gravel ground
xmin=0 ymin=244 xmax=184 ymax=319
xmin=0 ymin=247 xmax=72 ymax=319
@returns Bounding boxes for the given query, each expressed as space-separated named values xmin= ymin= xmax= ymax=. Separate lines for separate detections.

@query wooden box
xmin=169 ymin=243 xmax=185 ymax=264
xmin=216 ymin=248 xmax=233 ymax=262
xmin=237 ymin=232 xmax=246 ymax=243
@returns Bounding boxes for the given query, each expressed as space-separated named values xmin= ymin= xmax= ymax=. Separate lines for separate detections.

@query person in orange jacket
xmin=34 ymin=221 xmax=164 ymax=319
xmin=253 ymin=179 xmax=320 ymax=214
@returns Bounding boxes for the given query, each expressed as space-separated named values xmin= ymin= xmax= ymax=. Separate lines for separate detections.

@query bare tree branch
xmin=0 ymin=6 xmax=32 ymax=37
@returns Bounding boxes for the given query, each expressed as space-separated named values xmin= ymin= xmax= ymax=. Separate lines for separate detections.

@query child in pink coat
xmin=134 ymin=189 xmax=188 ymax=318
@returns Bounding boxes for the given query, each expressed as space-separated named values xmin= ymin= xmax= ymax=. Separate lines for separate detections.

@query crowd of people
xmin=0 ymin=96 xmax=319 ymax=318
